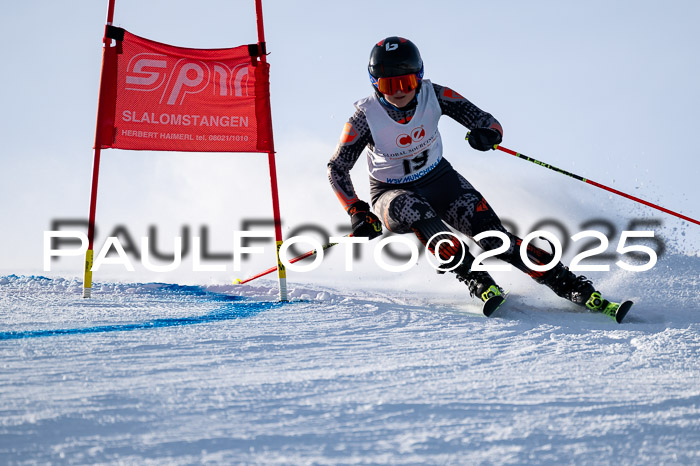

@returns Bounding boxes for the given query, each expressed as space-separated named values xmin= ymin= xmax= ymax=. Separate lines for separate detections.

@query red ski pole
xmin=467 ymin=134 xmax=699 ymax=226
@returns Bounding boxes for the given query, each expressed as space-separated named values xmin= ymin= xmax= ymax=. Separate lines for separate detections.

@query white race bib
xmin=355 ymin=80 xmax=443 ymax=184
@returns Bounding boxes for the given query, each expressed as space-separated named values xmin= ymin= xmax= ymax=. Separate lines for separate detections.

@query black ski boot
xmin=455 ymin=268 xmax=505 ymax=317
xmin=456 ymin=270 xmax=502 ymax=301
xmin=536 ymin=263 xmax=596 ymax=306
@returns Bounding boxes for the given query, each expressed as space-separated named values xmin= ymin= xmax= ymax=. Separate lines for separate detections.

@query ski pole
xmin=467 ymin=134 xmax=699 ymax=226
xmin=233 ymin=235 xmax=351 ymax=285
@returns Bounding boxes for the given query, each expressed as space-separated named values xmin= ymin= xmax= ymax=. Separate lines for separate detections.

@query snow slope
xmin=1 ymin=252 xmax=698 ymax=464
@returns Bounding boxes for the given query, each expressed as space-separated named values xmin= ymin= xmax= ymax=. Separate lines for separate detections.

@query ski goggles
xmin=370 ymin=72 xmax=422 ymax=95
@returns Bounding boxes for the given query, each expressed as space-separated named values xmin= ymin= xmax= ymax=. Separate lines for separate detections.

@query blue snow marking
xmin=0 ymin=285 xmax=283 ymax=341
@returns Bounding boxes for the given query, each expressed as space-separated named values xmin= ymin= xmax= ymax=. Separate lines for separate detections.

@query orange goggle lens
xmin=376 ymin=74 xmax=419 ymax=95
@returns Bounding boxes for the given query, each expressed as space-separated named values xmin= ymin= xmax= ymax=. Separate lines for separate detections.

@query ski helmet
xmin=368 ymin=36 xmax=424 ymax=94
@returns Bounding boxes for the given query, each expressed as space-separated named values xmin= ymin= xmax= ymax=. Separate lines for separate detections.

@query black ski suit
xmin=327 ymin=82 xmax=552 ymax=278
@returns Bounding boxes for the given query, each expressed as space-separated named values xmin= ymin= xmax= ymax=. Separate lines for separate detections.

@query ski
xmin=479 ymin=294 xmax=632 ymax=321
xmin=482 ymin=293 xmax=507 ymax=317
xmin=602 ymin=300 xmax=634 ymax=323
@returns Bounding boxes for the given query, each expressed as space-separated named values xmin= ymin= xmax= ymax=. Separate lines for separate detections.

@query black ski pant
xmin=371 ymin=159 xmax=551 ymax=278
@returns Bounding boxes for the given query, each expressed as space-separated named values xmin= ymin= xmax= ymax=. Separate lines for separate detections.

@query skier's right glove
xmin=348 ymin=200 xmax=383 ymax=239
xmin=467 ymin=127 xmax=502 ymax=151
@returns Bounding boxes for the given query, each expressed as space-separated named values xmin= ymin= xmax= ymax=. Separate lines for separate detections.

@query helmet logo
xmin=385 ymin=42 xmax=398 ymax=51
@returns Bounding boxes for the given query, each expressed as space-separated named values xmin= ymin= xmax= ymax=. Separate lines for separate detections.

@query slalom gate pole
xmin=234 ymin=237 xmax=349 ymax=286
xmin=254 ymin=0 xmax=288 ymax=301
xmin=83 ymin=0 xmax=117 ymax=298
xmin=467 ymin=134 xmax=699 ymax=226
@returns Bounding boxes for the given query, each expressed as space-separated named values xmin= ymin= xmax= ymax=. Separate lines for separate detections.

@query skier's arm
xmin=327 ymin=110 xmax=372 ymax=211
xmin=328 ymin=111 xmax=384 ymax=238
xmin=432 ymin=83 xmax=503 ymax=150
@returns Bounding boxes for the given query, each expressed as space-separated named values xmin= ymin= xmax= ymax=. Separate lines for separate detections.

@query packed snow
xmin=1 ymin=251 xmax=698 ymax=464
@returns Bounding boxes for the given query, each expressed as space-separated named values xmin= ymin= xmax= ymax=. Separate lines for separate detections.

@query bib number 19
xmin=402 ymin=152 xmax=429 ymax=175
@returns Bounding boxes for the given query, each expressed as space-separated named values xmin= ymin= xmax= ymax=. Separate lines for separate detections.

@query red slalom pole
xmin=493 ymin=143 xmax=700 ymax=226
xmin=83 ymin=0 xmax=118 ymax=298
xmin=254 ymin=0 xmax=289 ymax=300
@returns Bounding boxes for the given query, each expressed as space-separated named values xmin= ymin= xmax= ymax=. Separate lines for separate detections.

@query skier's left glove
xmin=348 ymin=200 xmax=383 ymax=239
xmin=468 ymin=127 xmax=502 ymax=151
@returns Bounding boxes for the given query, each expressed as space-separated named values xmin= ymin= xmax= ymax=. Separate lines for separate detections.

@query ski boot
xmin=538 ymin=264 xmax=634 ymax=323
xmin=456 ymin=269 xmax=506 ymax=317
xmin=584 ymin=292 xmax=634 ymax=323
xmin=536 ymin=263 xmax=596 ymax=306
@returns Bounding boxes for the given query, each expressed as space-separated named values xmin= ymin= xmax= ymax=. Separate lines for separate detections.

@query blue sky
xmin=1 ymin=0 xmax=698 ymax=285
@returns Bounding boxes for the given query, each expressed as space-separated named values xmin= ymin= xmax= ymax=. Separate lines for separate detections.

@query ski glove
xmin=468 ymin=127 xmax=502 ymax=151
xmin=348 ymin=200 xmax=383 ymax=239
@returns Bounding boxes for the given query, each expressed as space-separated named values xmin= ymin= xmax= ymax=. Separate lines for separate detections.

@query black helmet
xmin=368 ymin=37 xmax=423 ymax=78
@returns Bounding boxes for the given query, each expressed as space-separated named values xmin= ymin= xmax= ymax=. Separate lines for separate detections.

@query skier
xmin=327 ymin=36 xmax=626 ymax=319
